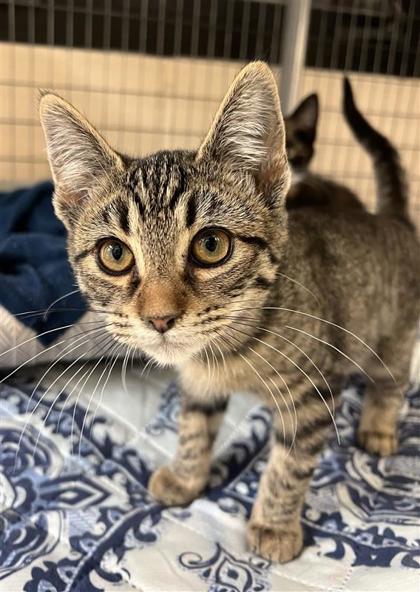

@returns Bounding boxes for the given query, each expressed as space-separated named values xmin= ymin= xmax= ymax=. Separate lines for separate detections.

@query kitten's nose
xmin=148 ymin=315 xmax=178 ymax=334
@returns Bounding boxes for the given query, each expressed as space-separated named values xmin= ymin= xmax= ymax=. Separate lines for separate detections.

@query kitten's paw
xmin=246 ymin=522 xmax=303 ymax=563
xmin=148 ymin=466 xmax=203 ymax=506
xmin=358 ymin=429 xmax=397 ymax=456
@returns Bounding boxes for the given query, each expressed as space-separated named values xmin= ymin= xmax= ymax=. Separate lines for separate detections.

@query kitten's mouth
xmin=115 ymin=320 xmax=218 ymax=367
xmin=136 ymin=331 xmax=203 ymax=366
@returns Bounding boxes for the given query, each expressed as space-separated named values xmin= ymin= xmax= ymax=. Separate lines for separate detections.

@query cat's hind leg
xmin=148 ymin=395 xmax=228 ymax=506
xmin=358 ymin=328 xmax=416 ymax=456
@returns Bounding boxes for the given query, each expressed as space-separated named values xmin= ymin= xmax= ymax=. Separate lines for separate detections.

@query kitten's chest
xmin=177 ymin=322 xmax=341 ymax=406
xmin=179 ymin=355 xmax=249 ymax=399
xmin=178 ymin=350 xmax=300 ymax=404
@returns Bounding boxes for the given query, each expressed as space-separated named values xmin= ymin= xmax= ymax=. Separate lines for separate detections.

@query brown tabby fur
xmin=40 ymin=62 xmax=420 ymax=563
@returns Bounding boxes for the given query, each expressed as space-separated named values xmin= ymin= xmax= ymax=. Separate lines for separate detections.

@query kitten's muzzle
xmin=136 ymin=278 xmax=186 ymax=335
xmin=147 ymin=314 xmax=179 ymax=334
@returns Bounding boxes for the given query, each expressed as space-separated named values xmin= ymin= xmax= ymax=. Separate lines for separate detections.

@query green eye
xmin=191 ymin=228 xmax=232 ymax=267
xmin=98 ymin=239 xmax=134 ymax=275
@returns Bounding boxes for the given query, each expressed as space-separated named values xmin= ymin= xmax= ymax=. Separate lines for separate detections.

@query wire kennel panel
xmin=306 ymin=70 xmax=420 ymax=214
xmin=0 ymin=0 xmax=419 ymax=227
xmin=0 ymin=46 xmax=263 ymax=181
xmin=0 ymin=0 xmax=287 ymax=185
xmin=305 ymin=0 xmax=420 ymax=223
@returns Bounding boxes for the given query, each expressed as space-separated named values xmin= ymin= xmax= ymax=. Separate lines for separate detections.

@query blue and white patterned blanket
xmin=0 ymin=366 xmax=419 ymax=591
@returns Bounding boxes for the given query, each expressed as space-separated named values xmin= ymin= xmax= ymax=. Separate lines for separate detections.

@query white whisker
xmin=224 ymin=316 xmax=335 ymax=416
xmin=227 ymin=324 xmax=341 ymax=445
xmin=14 ymin=326 xmax=111 ymax=470
xmin=43 ymin=288 xmax=81 ymax=320
xmin=220 ymin=329 xmax=290 ymax=453
xmin=121 ymin=345 xmax=132 ymax=394
xmin=211 ymin=333 xmax=229 ymax=379
xmin=31 ymin=335 xmax=114 ymax=462
xmin=238 ymin=352 xmax=288 ymax=450
xmin=275 ymin=271 xmax=321 ymax=305
xmin=280 ymin=307 xmax=398 ymax=387
xmin=208 ymin=341 xmax=219 ymax=385
xmin=203 ymin=346 xmax=212 ymax=394
xmin=286 ymin=324 xmax=374 ymax=385
xmin=44 ymin=335 xmax=114 ymax=433
xmin=78 ymin=342 xmax=123 ymax=457
xmin=246 ymin=343 xmax=296 ymax=453
xmin=0 ymin=322 xmax=89 ymax=366
xmin=140 ymin=357 xmax=154 ymax=379
xmin=22 ymin=324 xmax=111 ymax=417
xmin=56 ymin=345 xmax=112 ymax=436
xmin=238 ymin=305 xmax=394 ymax=387
xmin=87 ymin=343 xmax=125 ymax=442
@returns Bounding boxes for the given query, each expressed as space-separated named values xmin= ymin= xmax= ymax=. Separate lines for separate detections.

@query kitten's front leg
xmin=148 ymin=395 xmax=228 ymax=506
xmin=247 ymin=396 xmax=332 ymax=563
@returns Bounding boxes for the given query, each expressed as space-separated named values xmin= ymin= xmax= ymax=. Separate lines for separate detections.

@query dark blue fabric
xmin=0 ymin=182 xmax=86 ymax=345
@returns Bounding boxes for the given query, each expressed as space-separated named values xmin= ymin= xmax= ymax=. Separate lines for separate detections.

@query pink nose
xmin=148 ymin=315 xmax=177 ymax=334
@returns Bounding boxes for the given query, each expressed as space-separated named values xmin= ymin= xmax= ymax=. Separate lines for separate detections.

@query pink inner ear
xmin=53 ymin=185 xmax=90 ymax=224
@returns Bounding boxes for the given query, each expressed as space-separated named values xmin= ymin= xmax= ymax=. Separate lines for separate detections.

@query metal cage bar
xmin=280 ymin=0 xmax=311 ymax=113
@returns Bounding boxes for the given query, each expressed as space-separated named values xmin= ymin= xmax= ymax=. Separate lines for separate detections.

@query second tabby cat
xmin=285 ymin=91 xmax=364 ymax=212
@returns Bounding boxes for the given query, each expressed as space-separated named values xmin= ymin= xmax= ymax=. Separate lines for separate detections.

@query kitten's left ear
xmin=39 ymin=91 xmax=124 ymax=223
xmin=197 ymin=62 xmax=290 ymax=199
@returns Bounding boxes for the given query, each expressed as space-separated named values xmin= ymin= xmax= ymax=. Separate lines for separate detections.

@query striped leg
xmin=247 ymin=390 xmax=332 ymax=563
xmin=148 ymin=396 xmax=228 ymax=506
xmin=358 ymin=332 xmax=415 ymax=456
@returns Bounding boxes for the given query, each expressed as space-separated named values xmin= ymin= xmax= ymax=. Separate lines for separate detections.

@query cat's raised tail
xmin=343 ymin=77 xmax=410 ymax=224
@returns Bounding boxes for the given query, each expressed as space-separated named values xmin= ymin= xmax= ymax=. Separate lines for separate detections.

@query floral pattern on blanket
xmin=0 ymin=379 xmax=419 ymax=592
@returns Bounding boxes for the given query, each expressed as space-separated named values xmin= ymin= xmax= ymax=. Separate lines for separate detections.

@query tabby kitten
xmin=40 ymin=63 xmax=420 ymax=563
xmin=285 ymin=91 xmax=364 ymax=212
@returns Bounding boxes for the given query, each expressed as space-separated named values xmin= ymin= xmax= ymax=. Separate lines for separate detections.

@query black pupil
xmin=111 ymin=243 xmax=123 ymax=260
xmin=204 ymin=236 xmax=218 ymax=253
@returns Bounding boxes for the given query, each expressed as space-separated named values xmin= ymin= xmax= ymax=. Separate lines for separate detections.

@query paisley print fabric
xmin=0 ymin=368 xmax=419 ymax=591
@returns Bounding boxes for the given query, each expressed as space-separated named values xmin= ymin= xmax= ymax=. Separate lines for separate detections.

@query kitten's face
xmin=284 ymin=94 xmax=318 ymax=174
xmin=40 ymin=63 xmax=290 ymax=366
xmin=65 ymin=153 xmax=285 ymax=365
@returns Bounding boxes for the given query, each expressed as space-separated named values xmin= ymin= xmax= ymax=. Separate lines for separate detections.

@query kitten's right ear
xmin=287 ymin=93 xmax=319 ymax=140
xmin=39 ymin=91 xmax=124 ymax=223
